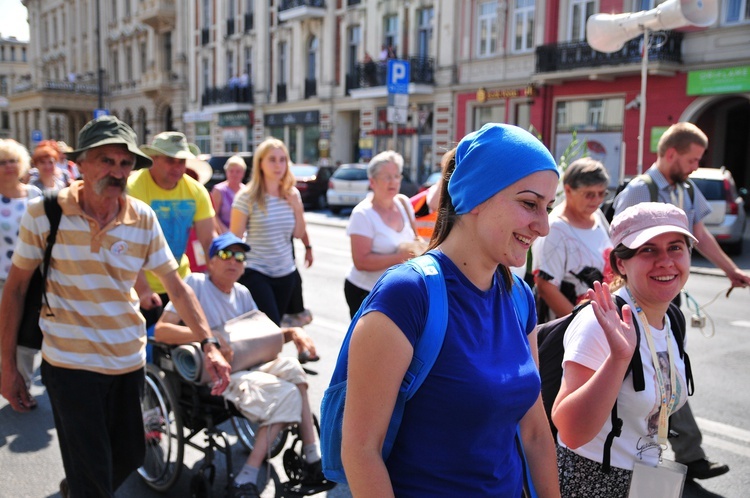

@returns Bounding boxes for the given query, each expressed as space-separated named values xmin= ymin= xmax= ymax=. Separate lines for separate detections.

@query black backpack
xmin=602 ymin=174 xmax=695 ymax=223
xmin=537 ymin=295 xmax=693 ymax=472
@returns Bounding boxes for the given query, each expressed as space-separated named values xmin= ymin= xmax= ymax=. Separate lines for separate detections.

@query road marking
xmin=730 ymin=320 xmax=750 ymax=328
xmin=697 ymin=417 xmax=750 ymax=458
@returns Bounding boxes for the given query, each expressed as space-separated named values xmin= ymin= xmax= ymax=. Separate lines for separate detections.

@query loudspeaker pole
xmin=637 ymin=28 xmax=649 ymax=175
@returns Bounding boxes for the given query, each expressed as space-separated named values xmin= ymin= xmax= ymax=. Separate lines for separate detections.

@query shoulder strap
xmin=40 ymin=191 xmax=62 ymax=313
xmin=684 ymin=179 xmax=696 ymax=204
xmin=639 ymin=174 xmax=658 ymax=203
xmin=401 ymin=253 xmax=448 ymax=400
xmin=397 ymin=194 xmax=419 ymax=239
xmin=667 ymin=302 xmax=693 ymax=395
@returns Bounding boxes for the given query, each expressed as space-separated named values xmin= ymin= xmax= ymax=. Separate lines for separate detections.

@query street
xmin=1 ymin=210 xmax=749 ymax=497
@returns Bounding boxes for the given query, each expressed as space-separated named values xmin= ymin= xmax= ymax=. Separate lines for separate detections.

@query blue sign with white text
xmin=387 ymin=59 xmax=410 ymax=95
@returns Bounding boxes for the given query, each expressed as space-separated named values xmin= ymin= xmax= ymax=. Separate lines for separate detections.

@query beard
xmin=94 ymin=175 xmax=127 ymax=195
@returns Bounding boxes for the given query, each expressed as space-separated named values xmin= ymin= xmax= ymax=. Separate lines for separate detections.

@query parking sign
xmin=387 ymin=59 xmax=410 ymax=95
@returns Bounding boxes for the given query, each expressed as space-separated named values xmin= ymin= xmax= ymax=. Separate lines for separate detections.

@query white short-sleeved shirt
xmin=345 ymin=195 xmax=416 ymax=291
xmin=559 ymin=288 xmax=688 ymax=470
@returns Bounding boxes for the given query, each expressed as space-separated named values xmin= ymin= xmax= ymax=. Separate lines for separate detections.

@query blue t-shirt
xmin=362 ymin=250 xmax=540 ymax=497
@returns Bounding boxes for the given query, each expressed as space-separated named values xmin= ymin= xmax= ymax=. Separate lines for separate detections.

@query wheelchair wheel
xmin=231 ymin=416 xmax=288 ymax=457
xmin=138 ymin=364 xmax=184 ymax=492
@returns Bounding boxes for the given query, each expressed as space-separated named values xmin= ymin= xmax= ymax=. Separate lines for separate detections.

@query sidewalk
xmin=303 ymin=211 xmax=750 ymax=274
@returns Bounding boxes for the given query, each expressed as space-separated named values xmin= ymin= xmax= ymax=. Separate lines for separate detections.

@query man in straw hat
xmin=128 ymin=131 xmax=217 ymax=326
xmin=0 ymin=115 xmax=230 ymax=496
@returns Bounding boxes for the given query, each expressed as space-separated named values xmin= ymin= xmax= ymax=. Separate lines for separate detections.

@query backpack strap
xmin=667 ymin=302 xmax=693 ymax=395
xmin=640 ymin=174 xmax=658 ymax=203
xmin=40 ymin=191 xmax=62 ymax=315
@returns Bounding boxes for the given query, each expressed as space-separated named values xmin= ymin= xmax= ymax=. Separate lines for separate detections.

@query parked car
xmin=689 ymin=167 xmax=747 ymax=255
xmin=291 ymin=163 xmax=334 ymax=209
xmin=201 ymin=153 xmax=253 ymax=191
xmin=326 ymin=163 xmax=370 ymax=214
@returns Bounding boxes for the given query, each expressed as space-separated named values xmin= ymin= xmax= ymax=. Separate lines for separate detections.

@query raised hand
xmin=586 ymin=281 xmax=637 ymax=362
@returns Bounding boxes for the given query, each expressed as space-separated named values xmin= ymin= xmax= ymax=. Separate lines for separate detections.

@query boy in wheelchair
xmin=153 ymin=232 xmax=328 ymax=498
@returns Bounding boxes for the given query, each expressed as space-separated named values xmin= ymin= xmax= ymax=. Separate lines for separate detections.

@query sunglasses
xmin=215 ymin=249 xmax=247 ymax=262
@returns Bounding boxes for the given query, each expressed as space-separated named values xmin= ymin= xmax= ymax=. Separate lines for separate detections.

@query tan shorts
xmin=222 ymin=357 xmax=307 ymax=427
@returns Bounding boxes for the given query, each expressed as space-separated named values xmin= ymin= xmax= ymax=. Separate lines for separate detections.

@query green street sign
xmin=650 ymin=126 xmax=669 ymax=153
xmin=687 ymin=66 xmax=750 ymax=96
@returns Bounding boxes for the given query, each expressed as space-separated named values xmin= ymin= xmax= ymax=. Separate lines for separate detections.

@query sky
xmin=0 ymin=0 xmax=29 ymax=41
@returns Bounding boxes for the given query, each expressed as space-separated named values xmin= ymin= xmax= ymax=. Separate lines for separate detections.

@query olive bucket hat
xmin=140 ymin=131 xmax=200 ymax=160
xmin=68 ymin=115 xmax=153 ymax=169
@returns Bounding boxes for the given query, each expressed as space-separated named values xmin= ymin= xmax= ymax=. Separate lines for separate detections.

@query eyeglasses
xmin=375 ymin=174 xmax=403 ymax=182
xmin=215 ymin=249 xmax=247 ymax=262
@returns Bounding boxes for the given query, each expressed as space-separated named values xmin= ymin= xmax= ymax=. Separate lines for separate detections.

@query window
xmin=384 ymin=15 xmax=399 ymax=53
xmin=126 ymin=46 xmax=133 ymax=81
xmin=569 ymin=0 xmax=595 ymax=41
xmin=195 ymin=122 xmax=211 ymax=155
xmin=10 ymin=47 xmax=15 ymax=62
xmin=555 ymin=98 xmax=625 ymax=132
xmin=278 ymin=42 xmax=287 ymax=84
xmin=307 ymin=37 xmax=317 ymax=80
xmin=244 ymin=46 xmax=252 ymax=79
xmin=348 ymin=25 xmax=360 ymax=75
xmin=202 ymin=57 xmax=210 ymax=91
xmin=474 ymin=105 xmax=505 ymax=129
xmin=112 ymin=50 xmax=119 ymax=84
xmin=226 ymin=50 xmax=235 ymax=81
xmin=202 ymin=0 xmax=211 ymax=28
xmin=724 ymin=0 xmax=750 ymax=24
xmin=111 ymin=0 xmax=117 ymax=19
xmin=477 ymin=1 xmax=498 ymax=57
xmin=140 ymin=41 xmax=147 ymax=74
xmin=512 ymin=0 xmax=535 ymax=53
xmin=633 ymin=0 xmax=669 ymax=9
xmin=417 ymin=8 xmax=434 ymax=58
xmin=1 ymin=111 xmax=9 ymax=130
xmin=125 ymin=0 xmax=131 ymax=17
xmin=228 ymin=0 xmax=235 ymax=18
xmin=0 ymin=76 xmax=7 ymax=95
xmin=163 ymin=32 xmax=172 ymax=72
xmin=22 ymin=47 xmax=27 ymax=62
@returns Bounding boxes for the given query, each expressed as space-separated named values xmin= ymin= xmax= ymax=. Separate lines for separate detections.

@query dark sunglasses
xmin=215 ymin=249 xmax=247 ymax=262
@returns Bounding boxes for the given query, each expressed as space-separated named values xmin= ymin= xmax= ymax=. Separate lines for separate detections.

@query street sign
xmin=387 ymin=106 xmax=408 ymax=125
xmin=388 ymin=93 xmax=408 ymax=108
xmin=94 ymin=108 xmax=110 ymax=119
xmin=31 ymin=129 xmax=43 ymax=142
xmin=387 ymin=59 xmax=410 ymax=95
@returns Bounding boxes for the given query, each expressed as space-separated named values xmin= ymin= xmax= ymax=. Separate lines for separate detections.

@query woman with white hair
xmin=343 ymin=150 xmax=420 ymax=318
xmin=0 ymin=139 xmax=42 ymax=407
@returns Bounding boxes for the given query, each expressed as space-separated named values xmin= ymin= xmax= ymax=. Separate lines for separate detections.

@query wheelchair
xmin=138 ymin=340 xmax=323 ymax=497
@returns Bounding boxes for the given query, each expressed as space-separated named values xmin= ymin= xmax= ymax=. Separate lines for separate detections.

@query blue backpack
xmin=319 ymin=253 xmax=532 ymax=485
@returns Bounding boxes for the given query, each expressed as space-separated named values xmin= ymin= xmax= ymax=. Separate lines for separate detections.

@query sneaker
xmin=300 ymin=459 xmax=327 ymax=486
xmin=685 ymin=458 xmax=729 ymax=480
xmin=59 ymin=478 xmax=69 ymax=498
xmin=282 ymin=309 xmax=314 ymax=328
xmin=230 ymin=480 xmax=260 ymax=498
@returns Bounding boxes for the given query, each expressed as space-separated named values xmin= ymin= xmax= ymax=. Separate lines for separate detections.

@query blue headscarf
xmin=448 ymin=123 xmax=559 ymax=215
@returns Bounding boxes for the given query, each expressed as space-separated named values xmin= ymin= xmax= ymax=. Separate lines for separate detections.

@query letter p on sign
xmin=387 ymin=60 xmax=410 ymax=95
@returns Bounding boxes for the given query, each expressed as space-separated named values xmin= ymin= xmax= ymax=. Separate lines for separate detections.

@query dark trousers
xmin=344 ymin=279 xmax=371 ymax=319
xmin=42 ymin=361 xmax=145 ymax=497
xmin=286 ymin=269 xmax=305 ymax=315
xmin=238 ymin=268 xmax=296 ymax=326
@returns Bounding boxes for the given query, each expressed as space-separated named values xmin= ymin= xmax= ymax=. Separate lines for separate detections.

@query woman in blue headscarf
xmin=341 ymin=124 xmax=561 ymax=497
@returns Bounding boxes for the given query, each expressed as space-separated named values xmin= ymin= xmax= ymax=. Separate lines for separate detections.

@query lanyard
xmin=626 ymin=288 xmax=678 ymax=448
xmin=668 ymin=184 xmax=684 ymax=211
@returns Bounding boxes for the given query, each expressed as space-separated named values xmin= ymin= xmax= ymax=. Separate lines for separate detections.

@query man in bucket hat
xmin=128 ymin=131 xmax=217 ymax=327
xmin=0 ymin=116 xmax=231 ymax=497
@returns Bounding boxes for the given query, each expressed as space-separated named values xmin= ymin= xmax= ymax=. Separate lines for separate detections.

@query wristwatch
xmin=200 ymin=337 xmax=221 ymax=351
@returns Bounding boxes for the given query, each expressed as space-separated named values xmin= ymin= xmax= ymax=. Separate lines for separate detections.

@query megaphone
xmin=587 ymin=0 xmax=718 ymax=53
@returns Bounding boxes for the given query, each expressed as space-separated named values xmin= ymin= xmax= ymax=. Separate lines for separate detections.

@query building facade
xmin=0 ymin=34 xmax=30 ymax=140
xmin=8 ymin=0 xmax=750 ymax=190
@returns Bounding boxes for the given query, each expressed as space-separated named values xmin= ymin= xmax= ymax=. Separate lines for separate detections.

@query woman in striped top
xmin=230 ymin=138 xmax=308 ymax=325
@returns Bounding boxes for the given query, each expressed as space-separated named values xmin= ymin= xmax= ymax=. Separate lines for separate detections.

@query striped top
xmin=12 ymin=181 xmax=179 ymax=375
xmin=232 ymin=191 xmax=297 ymax=278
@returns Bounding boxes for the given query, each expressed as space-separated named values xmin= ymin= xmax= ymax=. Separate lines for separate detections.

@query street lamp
xmin=586 ymin=0 xmax=717 ymax=174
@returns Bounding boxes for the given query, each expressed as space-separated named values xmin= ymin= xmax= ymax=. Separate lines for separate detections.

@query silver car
xmin=690 ymin=167 xmax=747 ymax=255
xmin=326 ymin=163 xmax=370 ymax=214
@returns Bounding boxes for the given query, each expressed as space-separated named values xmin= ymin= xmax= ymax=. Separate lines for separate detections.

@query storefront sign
xmin=184 ymin=110 xmax=214 ymax=123
xmin=650 ymin=126 xmax=669 ymax=153
xmin=264 ymin=110 xmax=320 ymax=127
xmin=687 ymin=66 xmax=750 ymax=95
xmin=476 ymin=86 xmax=536 ymax=103
xmin=219 ymin=111 xmax=252 ymax=127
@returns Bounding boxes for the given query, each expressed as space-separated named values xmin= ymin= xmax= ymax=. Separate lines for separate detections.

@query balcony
xmin=41 ymin=80 xmax=100 ymax=94
xmin=277 ymin=83 xmax=287 ymax=103
xmin=278 ymin=0 xmax=325 ymax=22
xmin=536 ymin=31 xmax=682 ymax=75
xmin=244 ymin=13 xmax=254 ymax=31
xmin=137 ymin=0 xmax=176 ymax=32
xmin=226 ymin=18 xmax=235 ymax=37
xmin=201 ymin=84 xmax=254 ymax=106
xmin=141 ymin=70 xmax=180 ymax=98
xmin=304 ymin=78 xmax=317 ymax=98
xmin=347 ymin=57 xmax=435 ymax=94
